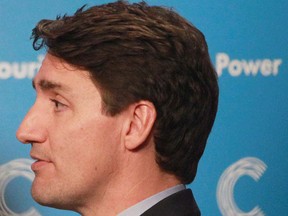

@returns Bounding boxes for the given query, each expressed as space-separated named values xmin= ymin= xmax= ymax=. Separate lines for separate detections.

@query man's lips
xmin=30 ymin=154 xmax=52 ymax=171
xmin=31 ymin=160 xmax=52 ymax=171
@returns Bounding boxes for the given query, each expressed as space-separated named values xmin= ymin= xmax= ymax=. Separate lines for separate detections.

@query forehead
xmin=33 ymin=54 xmax=93 ymax=92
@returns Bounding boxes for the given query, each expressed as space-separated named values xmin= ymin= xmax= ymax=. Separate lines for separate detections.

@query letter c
xmin=0 ymin=159 xmax=41 ymax=216
xmin=216 ymin=157 xmax=267 ymax=216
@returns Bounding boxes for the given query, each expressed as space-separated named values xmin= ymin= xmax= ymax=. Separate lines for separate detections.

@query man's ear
xmin=123 ymin=101 xmax=156 ymax=150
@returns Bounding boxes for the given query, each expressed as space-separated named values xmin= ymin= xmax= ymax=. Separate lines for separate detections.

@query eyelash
xmin=50 ymin=99 xmax=66 ymax=111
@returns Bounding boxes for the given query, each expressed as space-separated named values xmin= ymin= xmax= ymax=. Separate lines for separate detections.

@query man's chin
xmin=31 ymin=179 xmax=58 ymax=207
xmin=32 ymin=186 xmax=52 ymax=207
xmin=31 ymin=180 xmax=76 ymax=210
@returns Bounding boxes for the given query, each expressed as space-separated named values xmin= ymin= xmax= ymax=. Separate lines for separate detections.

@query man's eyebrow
xmin=32 ymin=79 xmax=69 ymax=91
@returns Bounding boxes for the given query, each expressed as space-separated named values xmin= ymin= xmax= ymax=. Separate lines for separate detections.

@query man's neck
xmin=118 ymin=184 xmax=186 ymax=216
xmin=79 ymin=170 xmax=181 ymax=216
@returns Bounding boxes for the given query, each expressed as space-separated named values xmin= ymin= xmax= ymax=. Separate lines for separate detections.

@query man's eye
xmin=50 ymin=99 xmax=66 ymax=111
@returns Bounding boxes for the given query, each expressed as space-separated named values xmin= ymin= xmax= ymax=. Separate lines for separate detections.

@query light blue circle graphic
xmin=0 ymin=159 xmax=41 ymax=216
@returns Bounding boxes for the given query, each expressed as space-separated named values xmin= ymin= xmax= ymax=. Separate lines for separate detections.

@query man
xmin=16 ymin=1 xmax=218 ymax=215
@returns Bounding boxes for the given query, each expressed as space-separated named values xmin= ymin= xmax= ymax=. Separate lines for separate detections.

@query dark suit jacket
xmin=141 ymin=189 xmax=201 ymax=216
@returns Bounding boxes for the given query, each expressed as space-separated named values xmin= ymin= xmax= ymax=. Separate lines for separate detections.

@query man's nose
xmin=16 ymin=104 xmax=47 ymax=144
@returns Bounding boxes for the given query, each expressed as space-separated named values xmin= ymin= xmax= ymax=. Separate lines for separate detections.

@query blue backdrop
xmin=0 ymin=1 xmax=287 ymax=215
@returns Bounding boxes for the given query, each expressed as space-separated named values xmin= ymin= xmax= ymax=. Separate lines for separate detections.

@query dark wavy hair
xmin=31 ymin=0 xmax=219 ymax=184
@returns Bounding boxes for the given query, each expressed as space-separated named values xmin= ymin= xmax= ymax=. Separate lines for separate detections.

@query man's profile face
xmin=16 ymin=54 xmax=124 ymax=209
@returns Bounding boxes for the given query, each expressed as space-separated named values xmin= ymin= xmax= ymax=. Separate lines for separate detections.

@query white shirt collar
xmin=117 ymin=184 xmax=186 ymax=216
